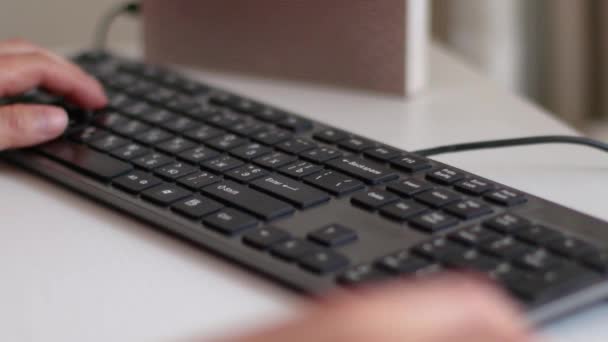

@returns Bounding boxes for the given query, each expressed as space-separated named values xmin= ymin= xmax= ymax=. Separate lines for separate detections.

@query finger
xmin=0 ymin=52 xmax=106 ymax=109
xmin=0 ymin=104 xmax=68 ymax=150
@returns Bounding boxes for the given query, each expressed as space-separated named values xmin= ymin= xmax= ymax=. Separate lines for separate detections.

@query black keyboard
xmin=3 ymin=51 xmax=608 ymax=323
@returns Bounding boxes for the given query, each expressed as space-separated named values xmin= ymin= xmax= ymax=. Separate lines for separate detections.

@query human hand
xmin=0 ymin=39 xmax=106 ymax=150
xmin=219 ymin=275 xmax=535 ymax=342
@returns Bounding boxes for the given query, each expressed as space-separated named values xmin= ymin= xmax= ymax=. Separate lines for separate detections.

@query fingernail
xmin=37 ymin=110 xmax=68 ymax=136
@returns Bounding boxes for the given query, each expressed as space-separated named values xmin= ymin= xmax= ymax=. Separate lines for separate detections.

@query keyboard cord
xmin=413 ymin=135 xmax=608 ymax=157
xmin=94 ymin=1 xmax=142 ymax=51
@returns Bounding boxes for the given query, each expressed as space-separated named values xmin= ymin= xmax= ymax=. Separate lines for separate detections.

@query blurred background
xmin=0 ymin=0 xmax=607 ymax=140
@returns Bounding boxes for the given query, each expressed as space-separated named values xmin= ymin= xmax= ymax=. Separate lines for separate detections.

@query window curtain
xmin=432 ymin=0 xmax=608 ymax=128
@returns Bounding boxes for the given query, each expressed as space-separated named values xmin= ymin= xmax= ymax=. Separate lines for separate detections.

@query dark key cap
xmin=183 ymin=125 xmax=225 ymax=143
xmin=202 ymin=155 xmax=245 ymax=173
xmin=441 ymin=249 xmax=502 ymax=272
xmin=454 ymin=178 xmax=495 ymax=196
xmin=338 ymin=136 xmax=375 ymax=152
xmin=228 ymin=120 xmax=268 ymax=136
xmin=122 ymin=101 xmax=153 ymax=117
xmin=546 ymin=236 xmax=596 ymax=258
xmin=112 ymin=171 xmax=162 ymax=194
xmin=338 ymin=264 xmax=390 ymax=287
xmin=178 ymin=146 xmax=220 ymax=164
xmin=299 ymin=250 xmax=350 ymax=274
xmin=484 ymin=213 xmax=530 ymax=233
xmin=313 ymin=129 xmax=348 ymax=144
xmin=141 ymin=184 xmax=191 ymax=206
xmin=363 ymin=146 xmax=401 ymax=161
xmin=413 ymin=238 xmax=467 ymax=260
xmin=480 ymin=236 xmax=535 ymax=260
xmin=304 ymin=170 xmax=365 ymax=196
xmin=386 ymin=178 xmax=434 ymax=197
xmin=271 ymin=239 xmax=320 ymax=261
xmin=139 ymin=108 xmax=177 ymax=125
xmin=252 ymin=106 xmax=287 ymax=122
xmin=134 ymin=128 xmax=173 ymax=145
xmin=351 ymin=190 xmax=399 ymax=210
xmin=243 ymin=226 xmax=291 ymax=250
xmin=581 ymin=250 xmax=608 ymax=273
xmin=70 ymin=126 xmax=108 ymax=143
xmin=206 ymin=134 xmax=247 ymax=151
xmin=163 ymin=116 xmax=201 ymax=133
xmin=156 ymin=137 xmax=197 ymax=154
xmin=484 ymin=189 xmax=528 ymax=206
xmin=301 ymin=147 xmax=342 ymax=163
xmin=202 ymin=181 xmax=295 ymax=220
xmin=444 ymin=199 xmax=493 ymax=219
xmin=113 ymin=119 xmax=151 ymax=137
xmin=414 ymin=189 xmax=461 ymax=208
xmin=110 ymin=143 xmax=150 ymax=160
xmin=308 ymin=224 xmax=357 ymax=247
xmin=154 ymin=162 xmax=198 ymax=180
xmin=133 ymin=152 xmax=173 ymax=170
xmin=228 ymin=97 xmax=262 ymax=114
xmin=379 ymin=200 xmax=429 ymax=221
xmin=409 ymin=212 xmax=459 ymax=232
xmin=377 ymin=251 xmax=431 ymax=275
xmin=203 ymin=209 xmax=258 ymax=235
xmin=390 ymin=154 xmax=432 ymax=173
xmin=513 ymin=249 xmax=563 ymax=272
xmin=326 ymin=157 xmax=398 ymax=185
xmin=278 ymin=115 xmax=313 ymax=132
xmin=251 ymin=174 xmax=330 ymax=208
xmin=513 ymin=225 xmax=563 ymax=245
xmin=94 ymin=112 xmax=127 ymax=129
xmin=184 ymin=104 xmax=221 ymax=121
xmin=171 ymin=195 xmax=223 ymax=219
xmin=207 ymin=112 xmax=244 ymax=129
xmin=177 ymin=171 xmax=221 ymax=190
xmin=255 ymin=152 xmax=298 ymax=169
xmin=90 ymin=134 xmax=129 ymax=152
xmin=279 ymin=161 xmax=323 ymax=179
xmin=426 ymin=167 xmax=466 ymax=185
xmin=448 ymin=225 xmax=502 ymax=246
xmin=230 ymin=143 xmax=273 ymax=161
xmin=39 ymin=140 xmax=132 ymax=181
xmin=252 ymin=128 xmax=292 ymax=145
xmin=277 ymin=138 xmax=317 ymax=155
xmin=226 ymin=164 xmax=269 ymax=183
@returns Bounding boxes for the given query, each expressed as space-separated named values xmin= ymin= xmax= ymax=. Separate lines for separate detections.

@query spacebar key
xmin=202 ymin=181 xmax=295 ymax=220
xmin=38 ymin=140 xmax=133 ymax=181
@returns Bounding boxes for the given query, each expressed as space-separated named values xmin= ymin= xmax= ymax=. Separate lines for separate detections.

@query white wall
xmin=0 ymin=0 xmax=139 ymax=49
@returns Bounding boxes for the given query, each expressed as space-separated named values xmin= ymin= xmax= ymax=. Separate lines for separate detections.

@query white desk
xmin=1 ymin=45 xmax=607 ymax=341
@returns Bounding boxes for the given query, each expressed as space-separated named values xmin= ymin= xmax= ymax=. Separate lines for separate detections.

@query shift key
xmin=202 ymin=181 xmax=295 ymax=220
xmin=251 ymin=174 xmax=330 ymax=209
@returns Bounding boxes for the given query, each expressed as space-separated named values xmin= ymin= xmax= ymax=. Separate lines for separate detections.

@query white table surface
xmin=1 ymin=44 xmax=607 ymax=341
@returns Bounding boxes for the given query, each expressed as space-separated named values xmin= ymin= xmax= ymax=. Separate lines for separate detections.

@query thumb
xmin=0 ymin=104 xmax=68 ymax=150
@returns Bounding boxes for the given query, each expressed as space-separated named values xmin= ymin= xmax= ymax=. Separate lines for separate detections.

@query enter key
xmin=252 ymin=174 xmax=331 ymax=209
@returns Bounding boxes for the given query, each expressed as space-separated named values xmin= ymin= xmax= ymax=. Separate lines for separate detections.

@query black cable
xmin=93 ymin=1 xmax=142 ymax=51
xmin=413 ymin=135 xmax=608 ymax=157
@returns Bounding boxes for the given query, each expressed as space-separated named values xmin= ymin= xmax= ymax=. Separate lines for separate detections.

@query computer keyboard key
xmin=183 ymin=125 xmax=225 ymax=143
xmin=163 ymin=116 xmax=201 ymax=133
xmin=155 ymin=137 xmax=197 ymax=154
xmin=228 ymin=120 xmax=268 ymax=136
xmin=278 ymin=115 xmax=313 ymax=132
xmin=183 ymin=104 xmax=221 ymax=121
xmin=122 ymin=101 xmax=153 ymax=117
xmin=252 ymin=106 xmax=287 ymax=123
xmin=277 ymin=138 xmax=317 ymax=155
xmin=304 ymin=170 xmax=365 ymax=196
xmin=279 ymin=161 xmax=323 ymax=179
xmin=326 ymin=157 xmax=398 ymax=185
xmin=252 ymin=128 xmax=292 ymax=145
xmin=386 ymin=178 xmax=434 ymax=197
xmin=243 ymin=226 xmax=291 ymax=250
xmin=338 ymin=264 xmax=390 ymax=287
xmin=413 ymin=238 xmax=467 ymax=260
xmin=409 ymin=212 xmax=459 ymax=232
xmin=154 ymin=162 xmax=198 ymax=180
xmin=513 ymin=249 xmax=563 ymax=272
xmin=139 ymin=108 xmax=177 ymax=125
xmin=337 ymin=136 xmax=376 ymax=152
xmin=271 ymin=239 xmax=321 ymax=261
xmin=444 ymin=199 xmax=493 ymax=219
xmin=480 ymin=236 xmax=535 ymax=260
xmin=513 ymin=225 xmax=563 ymax=245
xmin=484 ymin=189 xmax=528 ymax=206
xmin=134 ymin=128 xmax=174 ymax=145
xmin=313 ymin=129 xmax=348 ymax=144
xmin=39 ymin=141 xmax=134 ymax=181
xmin=90 ymin=134 xmax=129 ymax=152
xmin=204 ymin=209 xmax=258 ymax=235
xmin=545 ymin=237 xmax=596 ymax=258
xmin=581 ymin=250 xmax=608 ymax=273
xmin=351 ymin=190 xmax=399 ymax=210
xmin=379 ymin=200 xmax=429 ymax=221
xmin=207 ymin=134 xmax=248 ymax=151
xmin=299 ymin=250 xmax=350 ymax=274
xmin=441 ymin=249 xmax=503 ymax=272
xmin=251 ymin=174 xmax=330 ymax=209
xmin=230 ymin=143 xmax=273 ymax=161
xmin=110 ymin=143 xmax=150 ymax=160
xmin=229 ymin=97 xmax=262 ymax=114
xmin=390 ymin=154 xmax=432 ymax=173
xmin=94 ymin=112 xmax=128 ymax=129
xmin=484 ymin=213 xmax=530 ymax=233
xmin=363 ymin=146 xmax=401 ymax=161
xmin=414 ymin=189 xmax=461 ymax=208
xmin=206 ymin=112 xmax=244 ymax=129
xmin=141 ymin=184 xmax=191 ymax=206
xmin=202 ymin=155 xmax=245 ymax=173
xmin=254 ymin=152 xmax=298 ymax=169
xmin=301 ymin=147 xmax=342 ymax=164
xmin=426 ymin=168 xmax=466 ymax=185
xmin=226 ymin=164 xmax=269 ymax=183
xmin=308 ymin=224 xmax=357 ymax=247
xmin=133 ymin=152 xmax=173 ymax=170
xmin=112 ymin=171 xmax=162 ymax=194
xmin=202 ymin=181 xmax=295 ymax=220
xmin=454 ymin=178 xmax=496 ymax=196
xmin=448 ymin=225 xmax=503 ymax=246
xmin=171 ymin=195 xmax=223 ymax=219
xmin=177 ymin=171 xmax=221 ymax=190
xmin=376 ymin=250 xmax=430 ymax=274
xmin=112 ymin=119 xmax=151 ymax=137
xmin=69 ymin=126 xmax=109 ymax=144
xmin=178 ymin=146 xmax=221 ymax=164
